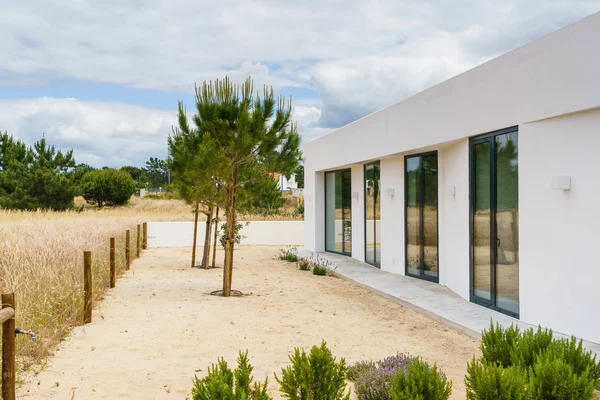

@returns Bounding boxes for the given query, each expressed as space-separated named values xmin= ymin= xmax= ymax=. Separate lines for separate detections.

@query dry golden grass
xmin=0 ymin=194 xmax=302 ymax=389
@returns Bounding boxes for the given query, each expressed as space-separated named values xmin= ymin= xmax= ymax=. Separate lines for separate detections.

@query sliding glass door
xmin=470 ymin=127 xmax=519 ymax=317
xmin=365 ymin=162 xmax=381 ymax=267
xmin=325 ymin=169 xmax=352 ymax=255
xmin=405 ymin=152 xmax=438 ymax=282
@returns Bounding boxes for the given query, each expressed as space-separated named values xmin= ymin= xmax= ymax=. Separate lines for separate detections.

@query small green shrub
xmin=278 ymin=248 xmax=298 ymax=262
xmin=510 ymin=326 xmax=553 ymax=370
xmin=192 ymin=350 xmax=271 ymax=400
xmin=275 ymin=340 xmax=351 ymax=400
xmin=528 ymin=349 xmax=596 ymax=400
xmin=464 ymin=358 xmax=527 ymax=400
xmin=298 ymin=259 xmax=311 ymax=271
xmin=312 ymin=265 xmax=327 ymax=276
xmin=389 ymin=358 xmax=452 ymax=400
xmin=480 ymin=321 xmax=520 ymax=367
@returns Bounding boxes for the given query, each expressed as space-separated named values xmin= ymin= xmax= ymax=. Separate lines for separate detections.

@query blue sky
xmin=0 ymin=79 xmax=321 ymax=110
xmin=0 ymin=1 xmax=597 ymax=167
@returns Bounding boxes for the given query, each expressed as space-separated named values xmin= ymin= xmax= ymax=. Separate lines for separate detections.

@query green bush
xmin=473 ymin=322 xmax=600 ymax=399
xmin=480 ymin=322 xmax=520 ymax=367
xmin=528 ymin=349 xmax=596 ymax=400
xmin=312 ymin=265 xmax=327 ymax=276
xmin=298 ymin=259 xmax=311 ymax=271
xmin=389 ymin=358 xmax=452 ymax=400
xmin=81 ymin=169 xmax=136 ymax=207
xmin=510 ymin=326 xmax=553 ymax=370
xmin=275 ymin=341 xmax=351 ymax=400
xmin=549 ymin=337 xmax=600 ymax=385
xmin=464 ymin=358 xmax=527 ymax=400
xmin=192 ymin=350 xmax=271 ymax=400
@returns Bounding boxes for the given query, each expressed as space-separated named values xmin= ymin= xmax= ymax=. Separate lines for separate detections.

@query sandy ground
xmin=18 ymin=245 xmax=479 ymax=399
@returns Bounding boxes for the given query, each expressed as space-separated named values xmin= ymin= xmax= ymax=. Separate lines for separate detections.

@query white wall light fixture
xmin=447 ymin=185 xmax=456 ymax=196
xmin=352 ymin=191 xmax=359 ymax=200
xmin=551 ymin=175 xmax=571 ymax=191
xmin=384 ymin=188 xmax=395 ymax=198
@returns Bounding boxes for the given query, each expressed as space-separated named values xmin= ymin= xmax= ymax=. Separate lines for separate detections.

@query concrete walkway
xmin=297 ymin=249 xmax=600 ymax=356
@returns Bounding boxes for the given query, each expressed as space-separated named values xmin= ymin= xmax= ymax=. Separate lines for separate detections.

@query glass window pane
xmin=365 ymin=164 xmax=381 ymax=267
xmin=365 ymin=165 xmax=375 ymax=265
xmin=325 ymin=172 xmax=336 ymax=252
xmin=473 ymin=142 xmax=491 ymax=300
xmin=422 ymin=155 xmax=438 ymax=278
xmin=374 ymin=164 xmax=381 ymax=266
xmin=406 ymin=157 xmax=421 ymax=276
xmin=342 ymin=170 xmax=352 ymax=255
xmin=495 ymin=132 xmax=519 ymax=314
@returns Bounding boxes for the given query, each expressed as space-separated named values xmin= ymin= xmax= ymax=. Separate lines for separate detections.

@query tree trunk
xmin=201 ymin=206 xmax=213 ymax=269
xmin=211 ymin=206 xmax=219 ymax=267
xmin=191 ymin=201 xmax=199 ymax=268
xmin=223 ymin=172 xmax=237 ymax=297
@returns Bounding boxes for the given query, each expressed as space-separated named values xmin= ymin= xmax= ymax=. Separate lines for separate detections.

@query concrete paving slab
xmin=297 ymin=249 xmax=600 ymax=357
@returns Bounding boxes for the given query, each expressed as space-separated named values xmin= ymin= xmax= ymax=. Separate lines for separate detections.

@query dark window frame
xmin=404 ymin=151 xmax=439 ymax=283
xmin=324 ymin=169 xmax=352 ymax=256
xmin=364 ymin=161 xmax=381 ymax=268
xmin=469 ymin=126 xmax=519 ymax=319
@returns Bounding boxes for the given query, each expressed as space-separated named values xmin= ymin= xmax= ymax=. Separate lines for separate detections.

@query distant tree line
xmin=0 ymin=131 xmax=170 ymax=211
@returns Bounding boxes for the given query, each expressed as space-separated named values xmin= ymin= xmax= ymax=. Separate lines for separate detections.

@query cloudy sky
xmin=1 ymin=1 xmax=597 ymax=167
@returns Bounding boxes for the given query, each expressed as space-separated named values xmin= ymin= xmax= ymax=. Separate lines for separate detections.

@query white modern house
xmin=303 ymin=13 xmax=600 ymax=344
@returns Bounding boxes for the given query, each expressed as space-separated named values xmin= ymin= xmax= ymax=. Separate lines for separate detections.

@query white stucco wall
xmin=519 ymin=108 xmax=600 ymax=343
xmin=351 ymin=164 xmax=365 ymax=262
xmin=148 ymin=221 xmax=304 ymax=248
xmin=438 ymin=140 xmax=471 ymax=300
xmin=380 ymin=155 xmax=405 ymax=275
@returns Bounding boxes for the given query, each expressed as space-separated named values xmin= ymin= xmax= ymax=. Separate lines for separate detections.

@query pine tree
xmin=173 ymin=76 xmax=301 ymax=295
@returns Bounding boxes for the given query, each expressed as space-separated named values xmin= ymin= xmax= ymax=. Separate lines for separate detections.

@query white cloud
xmin=0 ymin=1 xmax=598 ymax=142
xmin=0 ymin=98 xmax=176 ymax=167
xmin=0 ymin=96 xmax=327 ymax=166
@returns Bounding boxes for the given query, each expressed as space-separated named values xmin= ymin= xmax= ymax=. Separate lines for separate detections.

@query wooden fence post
xmin=110 ymin=238 xmax=116 ymax=288
xmin=136 ymin=225 xmax=141 ymax=258
xmin=1 ymin=293 xmax=16 ymax=400
xmin=142 ymin=222 xmax=148 ymax=250
xmin=125 ymin=230 xmax=131 ymax=270
xmin=83 ymin=251 xmax=92 ymax=324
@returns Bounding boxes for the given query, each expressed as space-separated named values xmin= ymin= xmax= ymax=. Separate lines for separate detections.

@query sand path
xmin=18 ymin=246 xmax=479 ymax=399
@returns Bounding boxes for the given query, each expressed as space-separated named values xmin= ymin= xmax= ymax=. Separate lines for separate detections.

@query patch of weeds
xmin=278 ymin=247 xmax=298 ymax=262
xmin=312 ymin=264 xmax=327 ymax=276
xmin=298 ymin=258 xmax=311 ymax=271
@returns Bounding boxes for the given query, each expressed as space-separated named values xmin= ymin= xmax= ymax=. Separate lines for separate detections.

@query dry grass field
xmin=0 ymin=194 xmax=302 ymax=389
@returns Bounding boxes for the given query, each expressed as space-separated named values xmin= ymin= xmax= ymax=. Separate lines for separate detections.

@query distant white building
xmin=274 ymin=173 xmax=298 ymax=192
xmin=303 ymin=13 xmax=600 ymax=344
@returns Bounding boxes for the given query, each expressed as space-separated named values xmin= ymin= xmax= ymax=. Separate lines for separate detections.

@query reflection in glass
xmin=422 ymin=155 xmax=438 ymax=278
xmin=325 ymin=172 xmax=336 ymax=251
xmin=325 ymin=170 xmax=352 ymax=255
xmin=365 ymin=163 xmax=380 ymax=267
xmin=495 ymin=132 xmax=519 ymax=314
xmin=473 ymin=142 xmax=491 ymax=300
xmin=406 ymin=157 xmax=421 ymax=276
xmin=342 ymin=170 xmax=352 ymax=254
